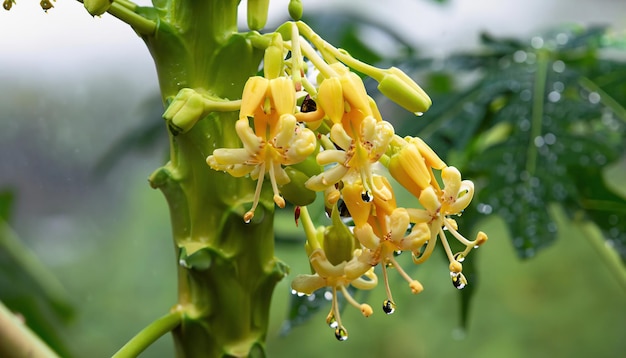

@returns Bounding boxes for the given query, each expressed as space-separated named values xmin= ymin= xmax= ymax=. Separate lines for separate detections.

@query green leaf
xmin=403 ymin=27 xmax=626 ymax=262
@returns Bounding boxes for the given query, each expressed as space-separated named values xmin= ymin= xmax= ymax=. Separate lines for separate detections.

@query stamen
xmin=388 ymin=256 xmax=423 ymax=294
xmin=412 ymin=230 xmax=438 ymax=264
xmin=380 ymin=263 xmax=395 ymax=313
xmin=443 ymin=218 xmax=474 ymax=246
xmin=268 ymin=162 xmax=285 ymax=208
xmin=438 ymin=227 xmax=456 ymax=263
xmin=340 ymin=285 xmax=373 ymax=317
xmin=245 ymin=162 xmax=266 ymax=222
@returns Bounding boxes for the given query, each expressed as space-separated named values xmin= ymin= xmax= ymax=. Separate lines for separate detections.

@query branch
xmin=111 ymin=308 xmax=183 ymax=358
xmin=0 ymin=301 xmax=59 ymax=358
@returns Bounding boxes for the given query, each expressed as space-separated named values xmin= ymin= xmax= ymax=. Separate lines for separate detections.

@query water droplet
xmin=519 ymin=118 xmax=531 ymax=131
xmin=552 ymin=60 xmax=566 ymax=73
xmin=414 ymin=112 xmax=424 ymax=117
xmin=334 ymin=326 xmax=348 ymax=341
xmin=477 ymin=203 xmax=493 ymax=215
xmin=544 ymin=132 xmax=556 ymax=145
xmin=534 ymin=136 xmax=545 ymax=147
xmin=382 ymin=300 xmax=396 ymax=314
xmin=520 ymin=90 xmax=532 ymax=102
xmin=179 ymin=259 xmax=189 ymax=268
xmin=556 ymin=33 xmax=569 ymax=45
xmin=548 ymin=91 xmax=561 ymax=102
xmin=450 ymin=272 xmax=467 ymax=289
xmin=324 ymin=290 xmax=333 ymax=301
xmin=531 ymin=36 xmax=544 ymax=49
xmin=552 ymin=81 xmax=565 ymax=92
xmin=326 ymin=313 xmax=338 ymax=328
xmin=588 ymin=92 xmax=601 ymax=104
xmin=307 ymin=293 xmax=317 ymax=301
xmin=361 ymin=191 xmax=373 ymax=202
xmin=393 ymin=250 xmax=402 ymax=257
xmin=513 ymin=50 xmax=527 ymax=63
xmin=453 ymin=252 xmax=465 ymax=262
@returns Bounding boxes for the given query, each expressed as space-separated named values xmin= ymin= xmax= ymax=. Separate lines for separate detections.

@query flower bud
xmin=163 ymin=89 xmax=206 ymax=135
xmin=239 ymin=76 xmax=269 ymax=119
xmin=84 ymin=0 xmax=112 ymax=16
xmin=263 ymin=33 xmax=284 ymax=79
xmin=247 ymin=0 xmax=269 ymax=30
xmin=388 ymin=143 xmax=431 ymax=198
xmin=323 ymin=204 xmax=357 ymax=266
xmin=280 ymin=167 xmax=317 ymax=206
xmin=316 ymin=77 xmax=344 ymax=123
xmin=376 ymin=67 xmax=431 ymax=114
xmin=288 ymin=0 xmax=303 ymax=20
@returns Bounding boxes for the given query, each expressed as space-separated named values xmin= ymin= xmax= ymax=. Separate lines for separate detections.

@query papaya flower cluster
xmin=163 ymin=21 xmax=488 ymax=341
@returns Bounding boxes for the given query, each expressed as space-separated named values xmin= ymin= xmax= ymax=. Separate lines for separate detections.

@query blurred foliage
xmin=401 ymin=26 xmax=626 ymax=262
xmin=0 ymin=189 xmax=74 ymax=357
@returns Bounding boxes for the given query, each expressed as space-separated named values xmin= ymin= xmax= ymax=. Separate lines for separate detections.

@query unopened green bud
xmin=247 ymin=0 xmax=269 ymax=31
xmin=323 ymin=204 xmax=357 ymax=266
xmin=263 ymin=33 xmax=284 ymax=79
xmin=280 ymin=167 xmax=317 ymax=206
xmin=377 ymin=67 xmax=432 ymax=114
xmin=163 ymin=89 xmax=206 ymax=135
xmin=84 ymin=0 xmax=112 ymax=16
xmin=288 ymin=0 xmax=303 ymax=20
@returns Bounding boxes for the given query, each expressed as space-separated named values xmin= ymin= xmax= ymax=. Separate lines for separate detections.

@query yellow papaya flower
xmin=408 ymin=166 xmax=488 ymax=289
xmin=305 ymin=116 xmax=394 ymax=201
xmin=207 ymin=76 xmax=316 ymax=222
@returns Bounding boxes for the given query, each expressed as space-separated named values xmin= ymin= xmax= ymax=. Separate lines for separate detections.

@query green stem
xmin=0 ymin=220 xmax=71 ymax=314
xmin=577 ymin=220 xmax=626 ymax=293
xmin=112 ymin=310 xmax=183 ymax=358
xmin=526 ymin=50 xmax=549 ymax=176
xmin=107 ymin=2 xmax=156 ymax=36
xmin=578 ymin=76 xmax=626 ymax=124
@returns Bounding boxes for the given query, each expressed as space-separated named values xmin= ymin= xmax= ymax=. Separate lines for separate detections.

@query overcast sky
xmin=1 ymin=0 xmax=625 ymax=76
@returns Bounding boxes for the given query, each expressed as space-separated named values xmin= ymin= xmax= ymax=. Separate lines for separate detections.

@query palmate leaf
xmin=403 ymin=26 xmax=626 ymax=262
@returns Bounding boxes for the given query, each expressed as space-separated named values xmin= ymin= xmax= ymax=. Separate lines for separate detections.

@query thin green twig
xmin=112 ymin=309 xmax=183 ymax=358
xmin=577 ymin=220 xmax=626 ymax=293
xmin=107 ymin=1 xmax=157 ymax=36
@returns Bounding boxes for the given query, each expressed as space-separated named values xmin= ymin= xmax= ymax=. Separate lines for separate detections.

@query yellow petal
xmin=317 ymin=77 xmax=344 ymax=124
xmin=240 ymin=76 xmax=269 ymax=119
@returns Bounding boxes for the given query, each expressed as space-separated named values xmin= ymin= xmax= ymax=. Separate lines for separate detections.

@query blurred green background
xmin=1 ymin=0 xmax=626 ymax=357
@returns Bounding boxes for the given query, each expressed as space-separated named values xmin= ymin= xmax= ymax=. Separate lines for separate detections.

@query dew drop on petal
xmin=361 ymin=191 xmax=373 ymax=202
xmin=382 ymin=299 xmax=396 ymax=314
xmin=453 ymin=252 xmax=465 ymax=262
xmin=414 ymin=112 xmax=424 ymax=117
